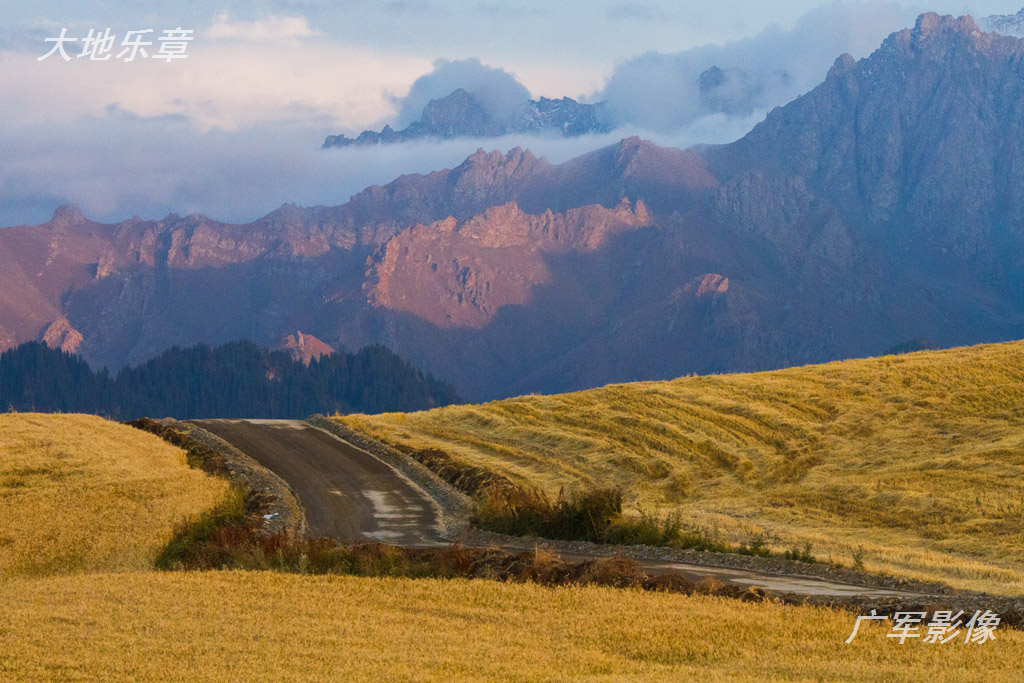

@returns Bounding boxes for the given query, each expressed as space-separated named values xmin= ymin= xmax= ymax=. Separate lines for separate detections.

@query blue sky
xmin=2 ymin=1 xmax=1022 ymax=225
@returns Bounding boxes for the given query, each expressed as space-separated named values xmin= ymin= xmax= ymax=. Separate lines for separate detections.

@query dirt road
xmin=192 ymin=419 xmax=448 ymax=546
xmin=192 ymin=419 xmax=924 ymax=598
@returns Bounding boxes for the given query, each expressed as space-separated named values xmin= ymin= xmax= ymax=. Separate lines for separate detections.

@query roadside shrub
xmin=783 ymin=542 xmax=817 ymax=564
xmin=601 ymin=509 xmax=730 ymax=552
xmin=573 ymin=555 xmax=646 ymax=588
xmin=738 ymin=534 xmax=772 ymax=558
xmin=852 ymin=545 xmax=866 ymax=571
xmin=471 ymin=486 xmax=623 ymax=542
xmin=155 ymin=484 xmax=250 ymax=569
xmin=517 ymin=547 xmax=570 ymax=584
xmin=127 ymin=418 xmax=230 ymax=477
xmin=408 ymin=448 xmax=517 ymax=497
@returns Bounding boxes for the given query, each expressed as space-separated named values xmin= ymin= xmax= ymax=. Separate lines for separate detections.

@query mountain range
xmin=323 ymin=90 xmax=613 ymax=147
xmin=321 ymin=61 xmax=779 ymax=148
xmin=2 ymin=13 xmax=1022 ymax=401
xmin=981 ymin=7 xmax=1024 ymax=36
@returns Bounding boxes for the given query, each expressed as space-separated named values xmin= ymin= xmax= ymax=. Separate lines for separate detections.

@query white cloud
xmin=0 ymin=25 xmax=431 ymax=132
xmin=598 ymin=1 xmax=917 ymax=132
xmin=206 ymin=13 xmax=319 ymax=41
xmin=0 ymin=101 xmax=761 ymax=229
xmin=493 ymin=59 xmax=609 ymax=101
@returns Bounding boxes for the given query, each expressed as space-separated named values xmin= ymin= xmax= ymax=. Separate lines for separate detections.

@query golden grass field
xmin=341 ymin=341 xmax=1024 ymax=594
xmin=2 ymin=571 xmax=1022 ymax=682
xmin=0 ymin=413 xmax=229 ymax=576
xmin=1 ymin=409 xmax=1022 ymax=680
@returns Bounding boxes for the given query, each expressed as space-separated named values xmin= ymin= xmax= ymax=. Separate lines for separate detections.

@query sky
xmin=1 ymin=0 xmax=1022 ymax=226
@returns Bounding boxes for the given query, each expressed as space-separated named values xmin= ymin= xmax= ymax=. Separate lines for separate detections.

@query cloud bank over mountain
xmin=2 ymin=2 xmax=1012 ymax=227
xmin=1 ymin=107 xmax=759 ymax=227
xmin=597 ymin=2 xmax=919 ymax=131
xmin=392 ymin=59 xmax=533 ymax=128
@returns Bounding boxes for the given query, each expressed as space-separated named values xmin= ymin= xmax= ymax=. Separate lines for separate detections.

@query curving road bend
xmin=191 ymin=418 xmax=926 ymax=598
xmin=192 ymin=419 xmax=448 ymax=547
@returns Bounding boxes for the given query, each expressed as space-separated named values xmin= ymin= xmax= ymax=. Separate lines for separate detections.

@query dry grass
xmin=0 ymin=413 xmax=229 ymax=577
xmin=341 ymin=341 xmax=1024 ymax=593
xmin=0 ymin=571 xmax=1020 ymax=681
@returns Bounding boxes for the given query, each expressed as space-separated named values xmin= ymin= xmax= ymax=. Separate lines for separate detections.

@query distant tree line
xmin=0 ymin=341 xmax=460 ymax=419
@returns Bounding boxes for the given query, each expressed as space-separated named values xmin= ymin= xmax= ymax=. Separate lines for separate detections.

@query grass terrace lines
xmin=340 ymin=341 xmax=1024 ymax=593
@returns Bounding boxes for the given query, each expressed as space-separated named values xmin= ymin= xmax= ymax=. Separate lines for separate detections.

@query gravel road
xmin=192 ymin=419 xmax=448 ymax=546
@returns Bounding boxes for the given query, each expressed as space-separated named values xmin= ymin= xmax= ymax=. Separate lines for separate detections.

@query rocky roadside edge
xmin=467 ymin=527 xmax=1024 ymax=627
xmin=461 ymin=527 xmax=954 ymax=596
xmin=130 ymin=417 xmax=307 ymax=537
xmin=314 ymin=415 xmax=1024 ymax=626
xmin=306 ymin=414 xmax=472 ymax=539
xmin=787 ymin=591 xmax=1024 ymax=629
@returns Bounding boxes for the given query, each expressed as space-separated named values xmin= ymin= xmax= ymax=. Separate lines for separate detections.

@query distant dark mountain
xmin=0 ymin=340 xmax=459 ymax=418
xmin=2 ymin=13 xmax=1023 ymax=401
xmin=698 ymin=65 xmax=789 ymax=118
xmin=323 ymin=89 xmax=612 ymax=147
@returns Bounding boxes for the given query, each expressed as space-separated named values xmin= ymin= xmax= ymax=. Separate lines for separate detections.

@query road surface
xmin=192 ymin=418 xmax=923 ymax=598
xmin=192 ymin=419 xmax=447 ymax=546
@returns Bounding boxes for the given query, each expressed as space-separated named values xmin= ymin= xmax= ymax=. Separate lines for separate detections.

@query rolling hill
xmin=341 ymin=340 xmax=1024 ymax=594
xmin=0 ymin=413 xmax=227 ymax=576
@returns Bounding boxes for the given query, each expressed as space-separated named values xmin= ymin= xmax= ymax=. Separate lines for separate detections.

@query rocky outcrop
xmin=686 ymin=274 xmax=729 ymax=298
xmin=40 ymin=317 xmax=83 ymax=354
xmin=367 ymin=199 xmax=649 ymax=328
xmin=277 ymin=331 xmax=335 ymax=366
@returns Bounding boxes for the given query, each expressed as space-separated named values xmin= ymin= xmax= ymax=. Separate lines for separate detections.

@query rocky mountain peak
xmin=462 ymin=146 xmax=535 ymax=169
xmin=419 ymin=88 xmax=495 ymax=137
xmin=452 ymin=146 xmax=544 ymax=192
xmin=50 ymin=204 xmax=86 ymax=227
xmin=827 ymin=54 xmax=856 ymax=79
xmin=883 ymin=12 xmax=1022 ymax=60
xmin=610 ymin=136 xmax=675 ymax=171
xmin=913 ymin=12 xmax=978 ymax=37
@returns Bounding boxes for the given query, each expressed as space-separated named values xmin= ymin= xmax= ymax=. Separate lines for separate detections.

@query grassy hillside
xmin=341 ymin=341 xmax=1024 ymax=593
xmin=0 ymin=413 xmax=229 ymax=576
xmin=2 ymin=572 xmax=1021 ymax=681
